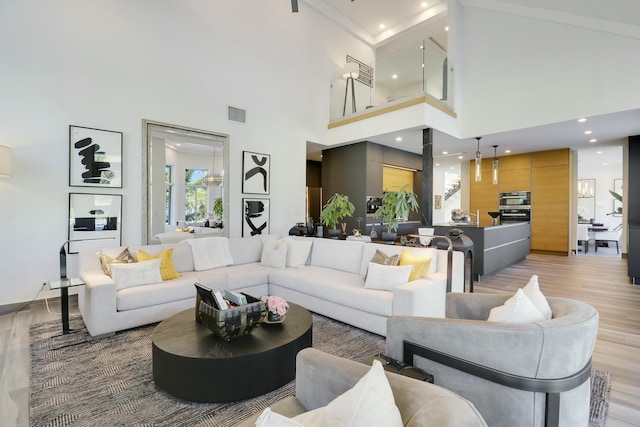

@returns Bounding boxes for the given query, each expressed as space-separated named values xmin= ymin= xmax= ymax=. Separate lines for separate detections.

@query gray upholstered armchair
xmin=386 ymin=293 xmax=599 ymax=427
xmin=234 ymin=347 xmax=487 ymax=426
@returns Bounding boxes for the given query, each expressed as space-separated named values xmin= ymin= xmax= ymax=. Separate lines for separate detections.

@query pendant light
xmin=492 ymin=145 xmax=499 ymax=185
xmin=474 ymin=137 xmax=482 ymax=182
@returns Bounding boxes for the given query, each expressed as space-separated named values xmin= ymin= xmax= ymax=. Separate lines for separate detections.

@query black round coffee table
xmin=152 ymin=302 xmax=312 ymax=402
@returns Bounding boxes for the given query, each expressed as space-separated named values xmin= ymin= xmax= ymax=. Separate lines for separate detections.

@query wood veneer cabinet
xmin=531 ymin=149 xmax=571 ymax=253
xmin=469 ymin=148 xmax=571 ymax=253
xmin=498 ymin=154 xmax=531 ymax=192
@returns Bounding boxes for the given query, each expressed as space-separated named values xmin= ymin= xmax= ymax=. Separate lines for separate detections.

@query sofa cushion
xmin=285 ymin=237 xmax=313 ymax=268
xmin=294 ymin=359 xmax=402 ymax=427
xmin=186 ymin=237 xmax=234 ymax=271
xmin=360 ymin=244 xmax=438 ymax=277
xmin=110 ymin=259 xmax=163 ymax=291
xmin=98 ymin=247 xmax=135 ymax=277
xmin=487 ymin=288 xmax=546 ymax=323
xmin=209 ymin=263 xmax=274 ymax=291
xmin=398 ymin=250 xmax=432 ymax=282
xmin=364 ymin=263 xmax=413 ymax=291
xmin=261 ymin=239 xmax=287 ymax=269
xmin=269 ymin=266 xmax=393 ymax=316
xmin=228 ymin=236 xmax=264 ymax=265
xmin=137 ymin=248 xmax=181 ymax=280
xmin=128 ymin=243 xmax=195 ymax=273
xmin=116 ymin=272 xmax=199 ymax=311
xmin=309 ymin=239 xmax=364 ymax=275
xmin=522 ymin=275 xmax=552 ymax=319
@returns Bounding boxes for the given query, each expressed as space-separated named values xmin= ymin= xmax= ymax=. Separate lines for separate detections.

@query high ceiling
xmin=304 ymin=0 xmax=640 ymax=167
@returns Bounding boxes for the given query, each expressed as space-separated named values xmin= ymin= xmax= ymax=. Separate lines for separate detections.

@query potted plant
xmin=321 ymin=193 xmax=355 ymax=238
xmin=374 ymin=184 xmax=419 ymax=241
xmin=213 ymin=197 xmax=223 ymax=227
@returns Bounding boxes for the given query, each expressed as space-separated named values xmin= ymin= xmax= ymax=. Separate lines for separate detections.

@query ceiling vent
xmin=228 ymin=106 xmax=247 ymax=124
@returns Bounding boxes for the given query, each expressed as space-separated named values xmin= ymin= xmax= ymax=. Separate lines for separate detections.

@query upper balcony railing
xmin=329 ymin=39 xmax=453 ymax=123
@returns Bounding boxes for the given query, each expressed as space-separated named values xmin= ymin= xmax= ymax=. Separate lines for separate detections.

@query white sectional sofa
xmin=78 ymin=236 xmax=464 ymax=337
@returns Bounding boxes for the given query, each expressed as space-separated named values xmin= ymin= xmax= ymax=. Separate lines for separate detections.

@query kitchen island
xmin=433 ymin=222 xmax=531 ymax=280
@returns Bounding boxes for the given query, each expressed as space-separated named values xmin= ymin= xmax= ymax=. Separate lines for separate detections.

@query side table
xmin=47 ymin=277 xmax=85 ymax=334
xmin=365 ymin=353 xmax=434 ymax=383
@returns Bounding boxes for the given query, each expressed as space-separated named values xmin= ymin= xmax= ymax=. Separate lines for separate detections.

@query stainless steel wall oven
xmin=499 ymin=191 xmax=531 ymax=222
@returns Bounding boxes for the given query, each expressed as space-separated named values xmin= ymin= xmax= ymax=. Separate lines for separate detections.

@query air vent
xmin=228 ymin=106 xmax=247 ymax=124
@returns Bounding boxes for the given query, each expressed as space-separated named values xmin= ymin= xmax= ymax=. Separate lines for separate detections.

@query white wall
xmin=457 ymin=1 xmax=640 ymax=138
xmin=0 ymin=0 xmax=372 ymax=305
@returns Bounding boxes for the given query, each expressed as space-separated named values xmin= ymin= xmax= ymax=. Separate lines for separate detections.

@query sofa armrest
xmin=392 ymin=277 xmax=447 ymax=318
xmin=78 ymin=270 xmax=118 ymax=337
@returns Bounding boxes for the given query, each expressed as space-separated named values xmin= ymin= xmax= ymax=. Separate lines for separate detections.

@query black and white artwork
xmin=68 ymin=193 xmax=122 ymax=253
xmin=242 ymin=198 xmax=269 ymax=237
xmin=242 ymin=151 xmax=270 ymax=194
xmin=69 ymin=125 xmax=123 ymax=188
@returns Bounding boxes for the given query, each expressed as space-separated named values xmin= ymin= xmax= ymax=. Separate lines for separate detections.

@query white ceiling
xmin=304 ymin=0 xmax=640 ymax=167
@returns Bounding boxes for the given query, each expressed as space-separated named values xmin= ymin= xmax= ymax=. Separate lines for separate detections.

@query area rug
xmin=30 ymin=315 xmax=611 ymax=427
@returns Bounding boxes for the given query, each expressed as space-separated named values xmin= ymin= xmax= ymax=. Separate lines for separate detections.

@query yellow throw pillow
xmin=399 ymin=250 xmax=431 ymax=282
xmin=137 ymin=248 xmax=181 ymax=281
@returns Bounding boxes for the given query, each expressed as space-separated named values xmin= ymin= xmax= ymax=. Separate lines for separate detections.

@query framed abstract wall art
xmin=242 ymin=151 xmax=270 ymax=194
xmin=68 ymin=193 xmax=122 ymax=253
xmin=242 ymin=198 xmax=269 ymax=237
xmin=69 ymin=125 xmax=123 ymax=188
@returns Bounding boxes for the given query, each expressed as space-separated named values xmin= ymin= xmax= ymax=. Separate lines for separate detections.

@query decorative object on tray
xmin=451 ymin=208 xmax=466 ymax=221
xmin=195 ymin=284 xmax=265 ymax=341
xmin=263 ymin=295 xmax=289 ymax=323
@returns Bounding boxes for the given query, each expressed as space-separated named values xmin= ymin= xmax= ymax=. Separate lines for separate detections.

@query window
xmin=165 ymin=165 xmax=173 ymax=224
xmin=185 ymin=169 xmax=208 ymax=221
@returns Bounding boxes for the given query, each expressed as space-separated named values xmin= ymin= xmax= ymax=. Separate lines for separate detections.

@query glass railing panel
xmin=329 ymin=39 xmax=454 ymax=122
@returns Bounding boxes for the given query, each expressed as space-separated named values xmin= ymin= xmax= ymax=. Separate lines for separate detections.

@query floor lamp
xmin=342 ymin=62 xmax=359 ymax=116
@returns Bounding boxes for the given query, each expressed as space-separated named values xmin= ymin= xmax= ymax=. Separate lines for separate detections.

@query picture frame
xmin=242 ymin=151 xmax=270 ymax=194
xmin=434 ymin=194 xmax=442 ymax=210
xmin=613 ymin=178 xmax=623 ymax=216
xmin=69 ymin=125 xmax=123 ymax=188
xmin=68 ymin=193 xmax=122 ymax=253
xmin=242 ymin=198 xmax=269 ymax=237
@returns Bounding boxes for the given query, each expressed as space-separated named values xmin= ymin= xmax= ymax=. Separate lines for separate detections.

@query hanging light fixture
xmin=492 ymin=145 xmax=499 ymax=185
xmin=204 ymin=147 xmax=224 ymax=186
xmin=474 ymin=137 xmax=482 ymax=182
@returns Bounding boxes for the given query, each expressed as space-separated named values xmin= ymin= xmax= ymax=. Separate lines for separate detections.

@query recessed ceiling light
xmin=442 ymin=151 xmax=448 ymax=155
xmin=590 ymin=139 xmax=597 ymax=143
xmin=603 ymin=162 xmax=609 ymax=166
xmin=458 ymin=155 xmax=464 ymax=159
xmin=505 ymin=149 xmax=511 ymax=153
xmin=445 ymin=26 xmax=449 ymax=31
xmin=378 ymin=23 xmax=386 ymax=30
xmin=584 ymin=130 xmax=592 ymax=135
xmin=421 ymin=2 xmax=428 ymax=8
xmin=435 ymin=162 xmax=440 ymax=166
xmin=392 ymin=74 xmax=398 ymax=79
xmin=578 ymin=118 xmax=587 ymax=123
xmin=596 ymin=151 xmax=603 ymax=154
xmin=395 ymin=137 xmax=402 ymax=142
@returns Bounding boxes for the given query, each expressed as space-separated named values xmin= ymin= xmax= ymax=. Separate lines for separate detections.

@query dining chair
xmin=595 ymin=229 xmax=622 ymax=254
xmin=576 ymin=224 xmax=590 ymax=253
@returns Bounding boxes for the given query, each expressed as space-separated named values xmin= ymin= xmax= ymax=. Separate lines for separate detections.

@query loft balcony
xmin=328 ymin=38 xmax=456 ymax=137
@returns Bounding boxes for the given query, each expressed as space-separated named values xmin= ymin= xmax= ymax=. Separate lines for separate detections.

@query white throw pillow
xmin=364 ymin=262 xmax=413 ymax=291
xmin=260 ymin=239 xmax=287 ymax=269
xmin=522 ymin=275 xmax=552 ymax=319
xmin=255 ymin=408 xmax=304 ymax=427
xmin=487 ymin=288 xmax=546 ymax=323
xmin=293 ymin=360 xmax=403 ymax=427
xmin=285 ymin=237 xmax=313 ymax=268
xmin=110 ymin=259 xmax=162 ymax=291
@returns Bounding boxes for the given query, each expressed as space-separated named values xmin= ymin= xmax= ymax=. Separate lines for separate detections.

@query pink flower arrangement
xmin=265 ymin=295 xmax=289 ymax=316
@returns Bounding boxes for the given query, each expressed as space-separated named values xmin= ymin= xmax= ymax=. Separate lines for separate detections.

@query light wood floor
xmin=0 ymin=252 xmax=638 ymax=426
